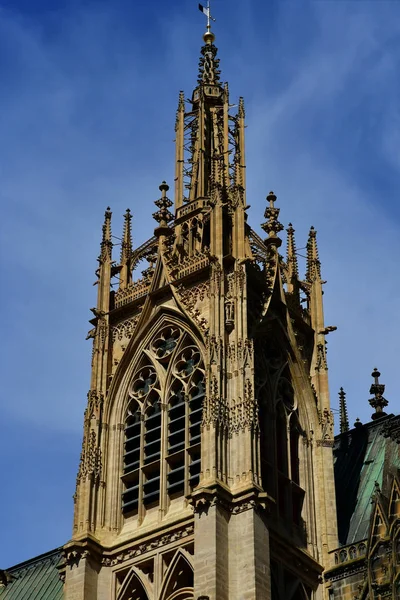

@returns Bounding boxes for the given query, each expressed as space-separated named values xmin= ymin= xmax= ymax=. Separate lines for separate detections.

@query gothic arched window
xmin=256 ymin=349 xmax=305 ymax=529
xmin=122 ymin=326 xmax=204 ymax=517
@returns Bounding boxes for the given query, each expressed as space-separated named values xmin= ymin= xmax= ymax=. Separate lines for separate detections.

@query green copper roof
xmin=334 ymin=414 xmax=400 ymax=545
xmin=0 ymin=549 xmax=63 ymax=600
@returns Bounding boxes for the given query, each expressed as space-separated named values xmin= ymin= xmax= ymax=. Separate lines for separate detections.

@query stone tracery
xmin=122 ymin=325 xmax=204 ymax=518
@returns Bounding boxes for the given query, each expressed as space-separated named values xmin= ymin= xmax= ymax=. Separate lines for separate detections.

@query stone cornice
xmin=189 ymin=483 xmax=272 ymax=516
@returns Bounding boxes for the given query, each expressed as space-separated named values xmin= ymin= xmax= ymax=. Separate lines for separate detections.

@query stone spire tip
xmin=339 ymin=387 xmax=349 ymax=434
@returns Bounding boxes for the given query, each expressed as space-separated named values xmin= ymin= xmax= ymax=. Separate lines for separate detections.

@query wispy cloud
xmin=1 ymin=0 xmax=400 ymax=565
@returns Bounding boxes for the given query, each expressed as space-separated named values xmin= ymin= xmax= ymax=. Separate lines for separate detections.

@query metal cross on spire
xmin=199 ymin=1 xmax=216 ymax=32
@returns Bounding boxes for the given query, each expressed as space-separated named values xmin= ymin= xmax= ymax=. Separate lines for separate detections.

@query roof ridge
xmin=3 ymin=547 xmax=63 ymax=573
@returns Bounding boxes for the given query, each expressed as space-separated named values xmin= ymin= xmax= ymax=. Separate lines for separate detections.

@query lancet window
xmin=257 ymin=349 xmax=305 ymax=529
xmin=122 ymin=326 xmax=204 ymax=517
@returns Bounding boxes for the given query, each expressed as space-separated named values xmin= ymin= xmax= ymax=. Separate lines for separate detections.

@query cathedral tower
xmin=62 ymin=21 xmax=338 ymax=600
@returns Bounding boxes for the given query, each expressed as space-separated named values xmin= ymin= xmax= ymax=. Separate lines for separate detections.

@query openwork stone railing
xmin=331 ymin=540 xmax=368 ymax=565
xmin=176 ymin=198 xmax=207 ymax=221
xmin=115 ymin=279 xmax=150 ymax=308
xmin=170 ymin=253 xmax=210 ymax=281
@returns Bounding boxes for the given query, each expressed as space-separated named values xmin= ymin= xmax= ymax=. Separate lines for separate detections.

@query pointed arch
xmin=369 ymin=500 xmax=389 ymax=550
xmin=159 ymin=549 xmax=194 ymax=600
xmin=255 ymin=331 xmax=312 ymax=536
xmin=107 ymin=308 xmax=206 ymax=522
xmin=106 ymin=307 xmax=206 ymax=426
xmin=117 ymin=566 xmax=153 ymax=600
xmin=390 ymin=476 xmax=400 ymax=518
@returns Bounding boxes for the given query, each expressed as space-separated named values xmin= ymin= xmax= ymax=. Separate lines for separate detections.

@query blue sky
xmin=1 ymin=0 xmax=400 ymax=567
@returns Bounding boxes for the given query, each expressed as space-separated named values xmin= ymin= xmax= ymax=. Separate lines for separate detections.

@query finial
xmin=224 ymin=81 xmax=229 ymax=102
xmin=369 ymin=368 xmax=388 ymax=420
xmin=286 ymin=223 xmax=299 ymax=280
xmin=261 ymin=191 xmax=283 ymax=248
xmin=339 ymin=387 xmax=349 ymax=434
xmin=306 ymin=226 xmax=321 ymax=282
xmin=199 ymin=1 xmax=216 ymax=43
xmin=153 ymin=181 xmax=174 ymax=236
xmin=238 ymin=97 xmax=245 ymax=119
xmin=198 ymin=40 xmax=220 ymax=85
xmin=198 ymin=3 xmax=220 ymax=86
xmin=100 ymin=207 xmax=112 ymax=263
xmin=354 ymin=417 xmax=363 ymax=429
xmin=120 ymin=208 xmax=133 ymax=264
xmin=175 ymin=91 xmax=185 ymax=132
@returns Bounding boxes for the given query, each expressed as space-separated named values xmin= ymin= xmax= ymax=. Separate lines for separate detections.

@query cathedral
xmin=1 ymin=17 xmax=399 ymax=600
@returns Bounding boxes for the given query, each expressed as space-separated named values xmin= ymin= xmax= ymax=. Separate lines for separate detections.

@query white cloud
xmin=1 ymin=0 xmax=400 ymax=434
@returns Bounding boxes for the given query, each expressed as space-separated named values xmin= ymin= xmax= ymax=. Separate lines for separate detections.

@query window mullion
xmin=184 ymin=391 xmax=190 ymax=497
xmin=160 ymin=403 xmax=168 ymax=516
xmin=138 ymin=412 xmax=145 ymax=524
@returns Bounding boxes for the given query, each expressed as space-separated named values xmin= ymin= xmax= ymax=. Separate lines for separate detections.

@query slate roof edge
xmin=3 ymin=547 xmax=64 ymax=573
xmin=334 ymin=413 xmax=396 ymax=441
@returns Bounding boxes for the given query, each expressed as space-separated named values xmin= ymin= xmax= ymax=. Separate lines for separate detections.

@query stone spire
xmin=173 ymin=24 xmax=229 ymax=205
xmin=306 ymin=226 xmax=321 ymax=282
xmin=286 ymin=223 xmax=299 ymax=294
xmin=339 ymin=387 xmax=349 ymax=433
xmin=174 ymin=91 xmax=185 ymax=210
xmin=153 ymin=182 xmax=174 ymax=237
xmin=232 ymin=96 xmax=246 ymax=196
xmin=119 ymin=208 xmax=133 ymax=289
xmin=306 ymin=223 xmax=331 ymax=415
xmin=261 ymin=191 xmax=283 ymax=248
xmin=95 ymin=206 xmax=113 ymax=315
xmin=99 ymin=207 xmax=112 ymax=264
xmin=369 ymin=368 xmax=388 ymax=420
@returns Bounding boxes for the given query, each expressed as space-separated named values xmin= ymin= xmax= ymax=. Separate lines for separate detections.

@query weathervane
xmin=199 ymin=1 xmax=216 ymax=32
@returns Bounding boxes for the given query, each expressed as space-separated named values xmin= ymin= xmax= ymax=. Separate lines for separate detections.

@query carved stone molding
xmin=64 ymin=548 xmax=90 ymax=567
xmin=100 ymin=524 xmax=194 ymax=567
xmin=207 ymin=335 xmax=223 ymax=365
xmin=76 ymin=429 xmax=102 ymax=485
xmin=84 ymin=389 xmax=104 ymax=422
xmin=315 ymin=342 xmax=328 ymax=372
xmin=112 ymin=316 xmax=139 ymax=343
xmin=191 ymin=487 xmax=269 ymax=517
xmin=318 ymin=408 xmax=334 ymax=444
xmin=176 ymin=281 xmax=210 ymax=332
xmin=316 ymin=439 xmax=335 ymax=448
xmin=62 ymin=539 xmax=103 ymax=572
xmin=202 ymin=392 xmax=229 ymax=430
xmin=230 ymin=385 xmax=259 ymax=435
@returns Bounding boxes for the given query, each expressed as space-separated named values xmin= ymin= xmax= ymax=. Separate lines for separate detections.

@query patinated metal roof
xmin=334 ymin=414 xmax=400 ymax=546
xmin=0 ymin=549 xmax=63 ymax=600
